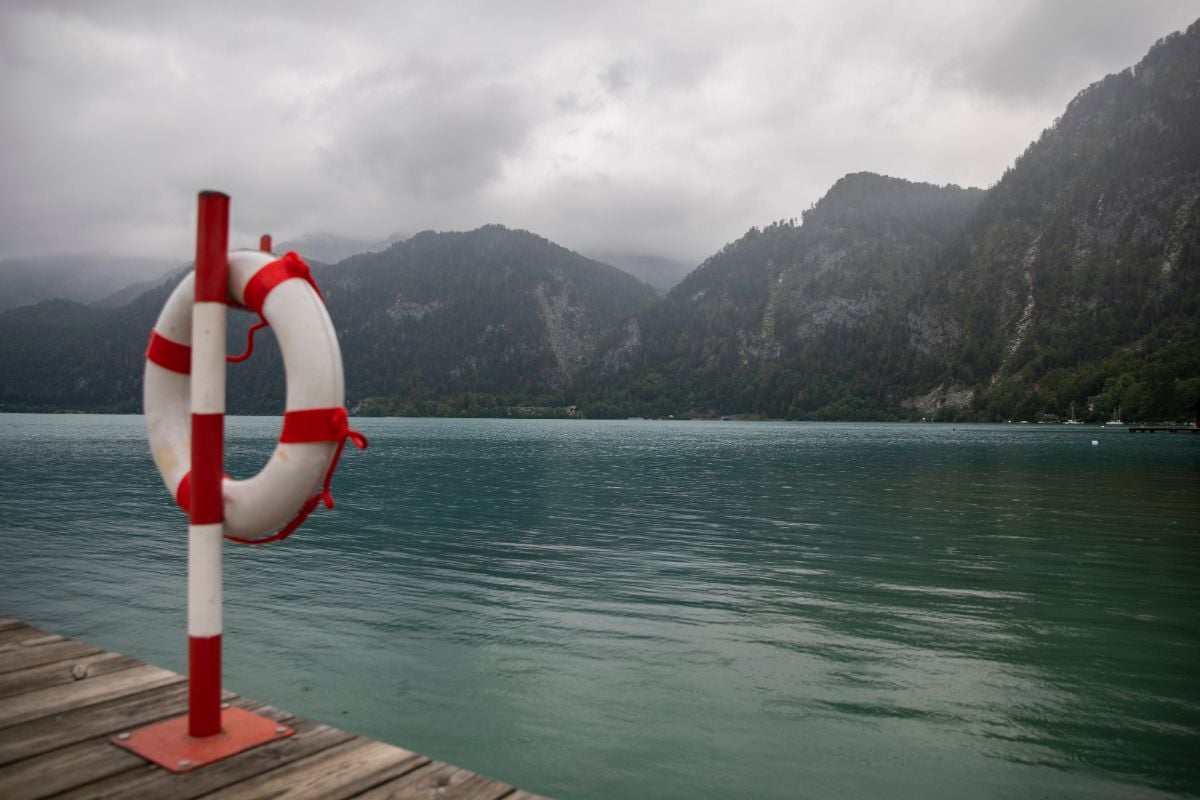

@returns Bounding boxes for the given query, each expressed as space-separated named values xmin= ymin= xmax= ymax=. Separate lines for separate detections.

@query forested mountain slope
xmin=584 ymin=20 xmax=1200 ymax=421
xmin=0 ymin=226 xmax=658 ymax=414
xmin=581 ymin=175 xmax=985 ymax=418
xmin=938 ymin=21 xmax=1200 ymax=421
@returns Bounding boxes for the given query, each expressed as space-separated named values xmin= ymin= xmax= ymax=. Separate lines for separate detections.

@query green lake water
xmin=0 ymin=415 xmax=1197 ymax=799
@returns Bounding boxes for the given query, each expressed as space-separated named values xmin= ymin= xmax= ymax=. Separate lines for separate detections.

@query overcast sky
xmin=2 ymin=1 xmax=1196 ymax=267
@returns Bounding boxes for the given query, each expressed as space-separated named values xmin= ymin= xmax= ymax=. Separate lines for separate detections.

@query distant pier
xmin=0 ymin=617 xmax=551 ymax=800
xmin=1128 ymin=425 xmax=1200 ymax=434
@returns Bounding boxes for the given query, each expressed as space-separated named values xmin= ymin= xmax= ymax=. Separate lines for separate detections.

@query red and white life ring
xmin=144 ymin=249 xmax=365 ymax=543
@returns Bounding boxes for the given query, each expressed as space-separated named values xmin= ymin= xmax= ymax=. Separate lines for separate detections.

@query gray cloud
xmin=319 ymin=60 xmax=541 ymax=199
xmin=1 ymin=1 xmax=1196 ymax=267
xmin=936 ymin=0 xmax=1198 ymax=103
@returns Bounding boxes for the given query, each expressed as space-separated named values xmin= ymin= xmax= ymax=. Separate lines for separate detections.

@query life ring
xmin=143 ymin=249 xmax=366 ymax=543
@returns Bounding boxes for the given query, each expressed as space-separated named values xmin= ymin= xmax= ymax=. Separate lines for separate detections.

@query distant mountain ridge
xmin=320 ymin=226 xmax=658 ymax=412
xmin=0 ymin=254 xmax=179 ymax=311
xmin=0 ymin=226 xmax=659 ymax=414
xmin=0 ymin=18 xmax=1197 ymax=421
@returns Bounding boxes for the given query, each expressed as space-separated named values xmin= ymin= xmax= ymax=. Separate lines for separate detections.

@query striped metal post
xmin=113 ymin=191 xmax=296 ymax=770
xmin=188 ymin=190 xmax=229 ymax=737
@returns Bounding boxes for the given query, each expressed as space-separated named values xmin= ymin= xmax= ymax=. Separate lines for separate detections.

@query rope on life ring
xmin=144 ymin=250 xmax=366 ymax=544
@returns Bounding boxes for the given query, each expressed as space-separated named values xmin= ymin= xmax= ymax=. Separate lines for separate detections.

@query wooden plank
xmin=0 ymin=652 xmax=142 ymax=698
xmin=0 ymin=664 xmax=185 ymax=730
xmin=30 ymin=699 xmax=297 ymax=800
xmin=0 ymin=682 xmax=186 ymax=765
xmin=0 ymin=682 xmax=239 ymax=767
xmin=507 ymin=792 xmax=555 ymax=800
xmin=0 ymin=626 xmax=60 ymax=649
xmin=0 ymin=699 xmax=277 ymax=800
xmin=59 ymin=718 xmax=357 ymax=800
xmin=0 ymin=734 xmax=149 ymax=800
xmin=356 ymin=761 xmax=516 ymax=800
xmin=209 ymin=738 xmax=428 ymax=800
xmin=0 ymin=640 xmax=103 ymax=675
xmin=0 ymin=619 xmax=26 ymax=632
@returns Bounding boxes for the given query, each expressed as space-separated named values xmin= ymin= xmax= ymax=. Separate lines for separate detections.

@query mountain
xmin=1 ymin=20 xmax=1197 ymax=422
xmin=583 ymin=20 xmax=1200 ymax=422
xmin=938 ymin=22 xmax=1200 ymax=422
xmin=0 ymin=255 xmax=179 ymax=311
xmin=0 ymin=277 xmax=179 ymax=412
xmin=582 ymin=175 xmax=986 ymax=418
xmin=322 ymin=227 xmax=658 ymax=414
xmin=0 ymin=226 xmax=659 ymax=414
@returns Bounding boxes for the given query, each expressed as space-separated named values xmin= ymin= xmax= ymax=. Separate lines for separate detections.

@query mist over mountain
xmin=0 ymin=255 xmax=178 ymax=311
xmin=0 ymin=19 xmax=1197 ymax=422
xmin=273 ymin=231 xmax=408 ymax=266
xmin=581 ymin=251 xmax=693 ymax=292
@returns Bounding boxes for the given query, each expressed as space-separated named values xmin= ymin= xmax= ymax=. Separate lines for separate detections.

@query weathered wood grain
xmin=356 ymin=761 xmax=517 ymax=800
xmin=0 ymin=682 xmax=206 ymax=766
xmin=0 ymin=639 xmax=104 ymax=675
xmin=0 ymin=734 xmax=149 ymax=800
xmin=209 ymin=738 xmax=429 ymax=800
xmin=0 ymin=626 xmax=59 ymax=648
xmin=0 ymin=651 xmax=142 ymax=698
xmin=0 ymin=664 xmax=185 ymax=729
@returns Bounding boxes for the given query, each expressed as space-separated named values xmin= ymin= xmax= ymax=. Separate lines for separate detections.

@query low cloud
xmin=1 ymin=1 xmax=1196 ymax=264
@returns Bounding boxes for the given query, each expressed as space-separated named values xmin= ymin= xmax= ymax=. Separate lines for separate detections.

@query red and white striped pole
xmin=188 ymin=190 xmax=229 ymax=737
xmin=113 ymin=191 xmax=296 ymax=770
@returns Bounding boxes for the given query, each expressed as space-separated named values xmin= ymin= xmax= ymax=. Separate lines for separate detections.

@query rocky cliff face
xmin=321 ymin=226 xmax=658 ymax=406
xmin=584 ymin=174 xmax=985 ymax=418
xmin=937 ymin=21 xmax=1200 ymax=419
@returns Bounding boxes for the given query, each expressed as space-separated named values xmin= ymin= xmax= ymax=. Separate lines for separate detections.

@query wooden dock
xmin=0 ymin=617 xmax=552 ymax=800
xmin=1128 ymin=425 xmax=1200 ymax=434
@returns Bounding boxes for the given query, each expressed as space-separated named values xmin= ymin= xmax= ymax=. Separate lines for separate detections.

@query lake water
xmin=0 ymin=414 xmax=1197 ymax=799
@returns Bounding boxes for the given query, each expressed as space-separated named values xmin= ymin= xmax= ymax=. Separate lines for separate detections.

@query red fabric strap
xmin=281 ymin=407 xmax=368 ymax=447
xmin=225 ymin=252 xmax=321 ymax=364
xmin=241 ymin=252 xmax=321 ymax=315
xmin=223 ymin=407 xmax=367 ymax=546
xmin=227 ymin=319 xmax=269 ymax=363
xmin=147 ymin=331 xmax=191 ymax=374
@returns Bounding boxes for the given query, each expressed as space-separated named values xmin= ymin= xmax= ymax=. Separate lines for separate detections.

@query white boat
xmin=1065 ymin=400 xmax=1084 ymax=424
xmin=1105 ymin=405 xmax=1126 ymax=426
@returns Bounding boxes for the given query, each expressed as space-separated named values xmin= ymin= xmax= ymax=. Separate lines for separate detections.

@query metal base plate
xmin=111 ymin=706 xmax=293 ymax=772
